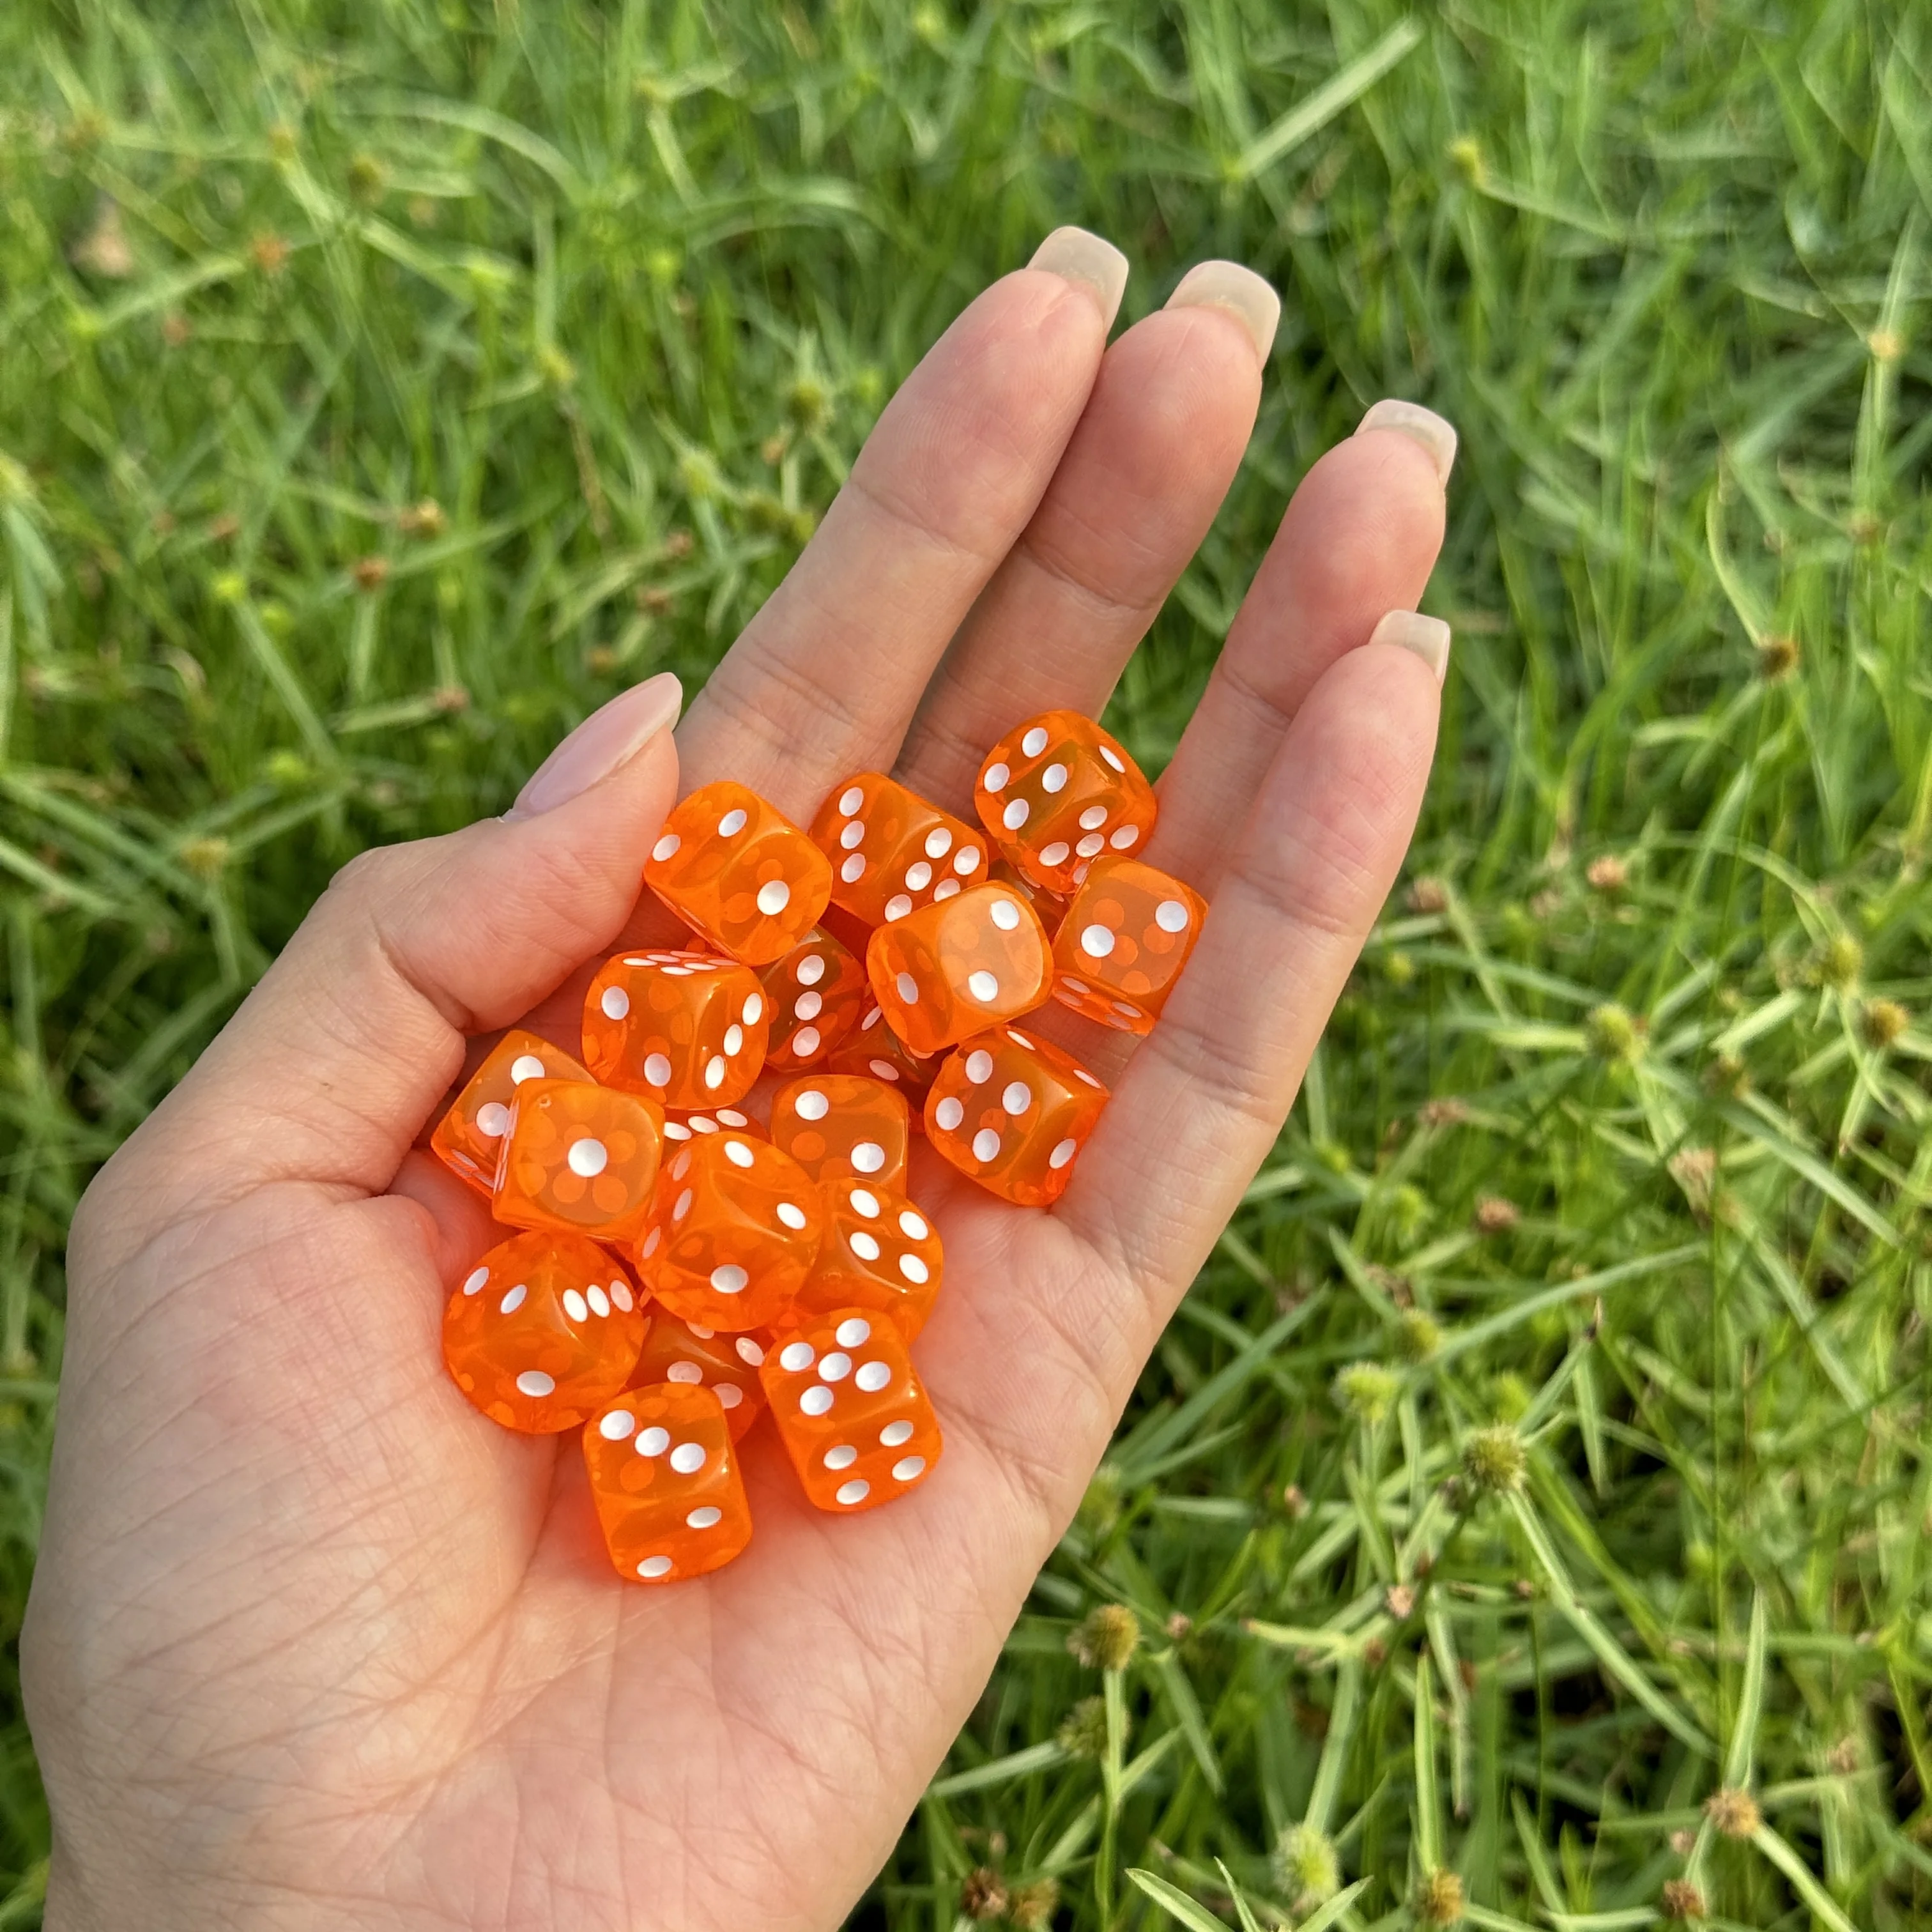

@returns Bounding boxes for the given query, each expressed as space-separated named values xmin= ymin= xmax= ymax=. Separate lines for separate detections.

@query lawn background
xmin=2 ymin=0 xmax=1930 ymax=1925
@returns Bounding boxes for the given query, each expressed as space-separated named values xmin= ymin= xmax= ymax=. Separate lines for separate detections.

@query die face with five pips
xmin=438 ymin=709 xmax=1204 ymax=1583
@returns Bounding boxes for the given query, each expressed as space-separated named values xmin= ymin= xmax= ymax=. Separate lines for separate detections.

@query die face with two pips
xmin=760 ymin=1309 xmax=941 ymax=1512
xmin=491 ymin=1078 xmax=663 ymax=1245
xmin=926 ymin=1026 xmax=1108 ymax=1206
xmin=431 ymin=1029 xmax=592 ymax=1195
xmin=582 ymin=950 xmax=769 ymax=1108
xmin=793 ymin=1180 xmax=942 ymax=1339
xmin=636 ymin=1132 xmax=823 ymax=1331
xmin=809 ymin=771 xmax=988 ymax=927
xmin=867 ymin=882 xmax=1052 ymax=1055
xmin=584 ymin=1384 xmax=751 ymax=1582
xmin=629 ymin=1315 xmax=769 ymax=1440
xmin=1052 ymin=856 xmax=1208 ymax=1035
xmin=974 ymin=710 xmax=1156 ymax=896
xmin=644 ymin=780 xmax=832 ymax=965
xmin=769 ymin=1073 xmax=908 ymax=1188
xmin=443 ymin=1230 xmax=645 ymax=1432
xmin=757 ymin=926 xmax=868 ymax=1070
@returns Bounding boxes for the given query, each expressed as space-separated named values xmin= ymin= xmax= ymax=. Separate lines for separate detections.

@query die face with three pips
xmin=434 ymin=709 xmax=1200 ymax=1583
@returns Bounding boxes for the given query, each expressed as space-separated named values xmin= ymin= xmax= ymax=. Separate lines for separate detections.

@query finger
xmin=1060 ymin=638 xmax=1442 ymax=1330
xmin=892 ymin=262 xmax=1280 ymax=810
xmin=675 ymin=229 xmax=1129 ymax=820
xmin=1150 ymin=401 xmax=1454 ymax=890
xmin=82 ymin=678 xmax=684 ymax=1259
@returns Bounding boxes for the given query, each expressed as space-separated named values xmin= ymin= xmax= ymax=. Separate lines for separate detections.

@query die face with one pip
xmin=1052 ymin=856 xmax=1208 ymax=1035
xmin=584 ymin=1384 xmax=751 ymax=1583
xmin=629 ymin=1314 xmax=769 ymax=1440
xmin=643 ymin=780 xmax=832 ymax=965
xmin=430 ymin=1029 xmax=592 ymax=1195
xmin=760 ymin=1308 xmax=941 ymax=1513
xmin=792 ymin=1179 xmax=942 ymax=1339
xmin=636 ymin=1131 xmax=823 ymax=1331
xmin=867 ymin=882 xmax=1052 ymax=1055
xmin=491 ymin=1078 xmax=663 ymax=1245
xmin=758 ymin=926 xmax=868 ymax=1071
xmin=582 ymin=950 xmax=769 ymax=1108
xmin=769 ymin=1073 xmax=909 ymax=1188
xmin=974 ymin=710 xmax=1157 ymax=896
xmin=809 ymin=771 xmax=988 ymax=927
xmin=443 ymin=1231 xmax=645 ymax=1433
xmin=925 ymin=1025 xmax=1109 ymax=1206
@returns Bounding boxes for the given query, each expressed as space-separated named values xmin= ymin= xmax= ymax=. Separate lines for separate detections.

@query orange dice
xmin=443 ymin=1230 xmax=645 ymax=1432
xmin=974 ymin=710 xmax=1157 ymax=895
xmin=584 ymin=1384 xmax=751 ymax=1582
xmin=760 ymin=1308 xmax=942 ymax=1512
xmin=636 ymin=1131 xmax=824 ymax=1330
xmin=769 ymin=1073 xmax=910 ymax=1188
xmin=793 ymin=1179 xmax=943 ymax=1338
xmin=867 ymin=882 xmax=1053 ymax=1054
xmin=758 ymin=926 xmax=868 ymax=1071
xmin=629 ymin=1314 xmax=769 ymax=1440
xmin=926 ymin=1025 xmax=1109 ymax=1206
xmin=828 ymin=1006 xmax=941 ymax=1117
xmin=810 ymin=771 xmax=989 ymax=926
xmin=662 ymin=1105 xmax=765 ymax=1148
xmin=1052 ymin=856 xmax=1208 ymax=1034
xmin=583 ymin=949 xmax=769 ymax=1107
xmin=430 ymin=1029 xmax=592 ymax=1194
xmin=492 ymin=1078 xmax=663 ymax=1245
xmin=644 ymin=780 xmax=832 ymax=965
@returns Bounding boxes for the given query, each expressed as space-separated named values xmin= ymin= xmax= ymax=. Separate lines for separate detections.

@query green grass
xmin=2 ymin=0 xmax=1930 ymax=1925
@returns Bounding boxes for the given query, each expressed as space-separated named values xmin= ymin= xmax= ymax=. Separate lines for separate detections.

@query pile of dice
xmin=433 ymin=710 xmax=1208 ymax=1583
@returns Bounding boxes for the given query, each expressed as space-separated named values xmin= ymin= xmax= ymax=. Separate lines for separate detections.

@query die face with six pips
xmin=438 ymin=709 xmax=1204 ymax=1582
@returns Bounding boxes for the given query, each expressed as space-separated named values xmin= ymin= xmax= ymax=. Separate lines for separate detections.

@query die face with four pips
xmin=582 ymin=950 xmax=769 ymax=1108
xmin=756 ymin=926 xmax=868 ymax=1070
xmin=584 ymin=1384 xmax=752 ymax=1582
xmin=635 ymin=1131 xmax=824 ymax=1331
xmin=769 ymin=1073 xmax=909 ymax=1188
xmin=443 ymin=1230 xmax=646 ymax=1433
xmin=974 ymin=710 xmax=1157 ymax=896
xmin=792 ymin=1179 xmax=943 ymax=1339
xmin=1051 ymin=855 xmax=1208 ymax=1035
xmin=491 ymin=1077 xmax=663 ymax=1245
xmin=643 ymin=779 xmax=832 ymax=965
xmin=431 ymin=1028 xmax=592 ymax=1195
xmin=925 ymin=1025 xmax=1109 ymax=1206
xmin=866 ymin=882 xmax=1053 ymax=1055
xmin=809 ymin=770 xmax=989 ymax=927
xmin=760 ymin=1308 xmax=941 ymax=1513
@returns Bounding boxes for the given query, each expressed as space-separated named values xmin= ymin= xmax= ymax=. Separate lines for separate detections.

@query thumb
xmin=99 ymin=674 xmax=684 ymax=1230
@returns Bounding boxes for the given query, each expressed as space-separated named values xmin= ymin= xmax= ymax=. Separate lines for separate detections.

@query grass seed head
xmin=1406 ymin=875 xmax=1449 ymax=914
xmin=1757 ymin=633 xmax=1799 ymax=679
xmin=1066 ymin=1603 xmax=1140 ymax=1671
xmin=1585 ymin=853 xmax=1628 ymax=891
xmin=1008 ymin=1877 xmax=1059 ymax=1929
xmin=1056 ymin=1696 xmax=1107 ymax=1759
xmin=1474 ymin=1194 xmax=1519 ymax=1233
xmin=1862 ymin=998 xmax=1910 ymax=1047
xmin=1811 ymin=933 xmax=1862 ymax=990
xmin=1413 ymin=1866 xmax=1464 ymax=1925
xmin=959 ymin=1867 xmax=1008 ymax=1920
xmin=1461 ymin=1423 xmax=1527 ymax=1495
xmin=1586 ymin=1002 xmax=1643 ymax=1062
xmin=1705 ymin=1787 xmax=1760 ymax=1837
xmin=1331 ymin=1361 xmax=1399 ymax=1427
xmin=1272 ymin=1823 xmax=1339 ymax=1907
xmin=1660 ymin=1878 xmax=1706 ymax=1919
xmin=1398 ymin=1310 xmax=1442 ymax=1361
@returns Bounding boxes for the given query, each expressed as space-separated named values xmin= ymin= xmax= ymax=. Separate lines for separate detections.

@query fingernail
xmin=1369 ymin=610 xmax=1452 ymax=687
xmin=1356 ymin=399 xmax=1458 ymax=486
xmin=509 ymin=672 xmax=683 ymax=819
xmin=1164 ymin=261 xmax=1281 ymax=365
xmin=1029 ymin=227 xmax=1130 ymax=332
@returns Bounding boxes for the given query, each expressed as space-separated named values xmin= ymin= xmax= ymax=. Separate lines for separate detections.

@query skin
xmin=22 ymin=247 xmax=1448 ymax=1931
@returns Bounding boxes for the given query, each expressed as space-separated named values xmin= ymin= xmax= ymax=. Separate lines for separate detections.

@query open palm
xmin=23 ymin=234 xmax=1452 ymax=1932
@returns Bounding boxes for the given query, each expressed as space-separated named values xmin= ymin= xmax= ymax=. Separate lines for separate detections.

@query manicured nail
xmin=509 ymin=671 xmax=683 ymax=819
xmin=1369 ymin=610 xmax=1452 ymax=686
xmin=1356 ymin=399 xmax=1458 ymax=485
xmin=1164 ymin=261 xmax=1281 ymax=365
xmin=1029 ymin=227 xmax=1130 ymax=331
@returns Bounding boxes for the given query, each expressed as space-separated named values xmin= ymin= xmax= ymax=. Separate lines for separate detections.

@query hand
xmin=23 ymin=232 xmax=1452 ymax=1932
